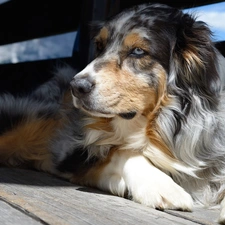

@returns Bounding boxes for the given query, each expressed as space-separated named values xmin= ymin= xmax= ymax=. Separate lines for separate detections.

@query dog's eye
xmin=130 ymin=48 xmax=145 ymax=57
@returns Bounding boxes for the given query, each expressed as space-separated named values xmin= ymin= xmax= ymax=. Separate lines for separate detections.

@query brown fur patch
xmin=146 ymin=123 xmax=174 ymax=158
xmin=183 ymin=48 xmax=203 ymax=74
xmin=144 ymin=68 xmax=174 ymax=158
xmin=123 ymin=33 xmax=150 ymax=51
xmin=95 ymin=60 xmax=158 ymax=114
xmin=70 ymin=148 xmax=117 ymax=186
xmin=85 ymin=117 xmax=113 ymax=132
xmin=0 ymin=89 xmax=74 ymax=168
xmin=183 ymin=45 xmax=203 ymax=65
xmin=0 ymin=117 xmax=61 ymax=167
xmin=143 ymin=68 xmax=170 ymax=117
xmin=179 ymin=44 xmax=205 ymax=83
xmin=95 ymin=27 xmax=109 ymax=51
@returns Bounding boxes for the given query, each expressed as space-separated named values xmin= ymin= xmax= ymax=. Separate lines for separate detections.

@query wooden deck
xmin=0 ymin=168 xmax=221 ymax=225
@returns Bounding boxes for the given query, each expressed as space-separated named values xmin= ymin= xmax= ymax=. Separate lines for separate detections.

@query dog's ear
xmin=173 ymin=13 xmax=221 ymax=107
xmin=89 ymin=21 xmax=104 ymax=39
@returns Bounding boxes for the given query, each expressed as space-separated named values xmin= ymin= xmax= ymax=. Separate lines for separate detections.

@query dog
xmin=1 ymin=2 xmax=225 ymax=223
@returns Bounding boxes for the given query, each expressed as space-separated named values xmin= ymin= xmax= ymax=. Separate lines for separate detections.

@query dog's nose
xmin=70 ymin=77 xmax=95 ymax=97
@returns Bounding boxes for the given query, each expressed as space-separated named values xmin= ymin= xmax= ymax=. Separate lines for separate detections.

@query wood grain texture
xmin=0 ymin=199 xmax=43 ymax=225
xmin=0 ymin=168 xmax=220 ymax=225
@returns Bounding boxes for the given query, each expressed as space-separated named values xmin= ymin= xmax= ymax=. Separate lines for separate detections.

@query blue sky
xmin=183 ymin=2 xmax=225 ymax=41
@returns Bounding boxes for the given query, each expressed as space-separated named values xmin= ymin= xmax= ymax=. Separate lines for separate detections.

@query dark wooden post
xmin=73 ymin=0 xmax=120 ymax=70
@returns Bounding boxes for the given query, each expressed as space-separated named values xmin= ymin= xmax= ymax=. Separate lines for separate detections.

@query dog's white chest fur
xmin=83 ymin=115 xmax=148 ymax=158
xmin=83 ymin=114 xmax=195 ymax=176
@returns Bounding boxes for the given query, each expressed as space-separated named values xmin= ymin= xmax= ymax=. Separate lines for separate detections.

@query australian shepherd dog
xmin=1 ymin=3 xmax=225 ymax=223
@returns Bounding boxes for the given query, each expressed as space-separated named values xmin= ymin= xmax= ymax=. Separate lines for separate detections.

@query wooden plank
xmin=166 ymin=208 xmax=220 ymax=225
xmin=0 ymin=168 xmax=204 ymax=225
xmin=0 ymin=199 xmax=42 ymax=225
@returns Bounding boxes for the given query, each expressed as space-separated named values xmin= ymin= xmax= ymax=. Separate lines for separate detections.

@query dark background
xmin=0 ymin=0 xmax=224 ymax=95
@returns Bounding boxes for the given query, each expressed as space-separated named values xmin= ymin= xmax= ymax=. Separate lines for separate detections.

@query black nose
xmin=70 ymin=77 xmax=95 ymax=97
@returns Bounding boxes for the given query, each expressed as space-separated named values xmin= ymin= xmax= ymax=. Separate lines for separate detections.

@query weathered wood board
xmin=0 ymin=168 xmax=220 ymax=225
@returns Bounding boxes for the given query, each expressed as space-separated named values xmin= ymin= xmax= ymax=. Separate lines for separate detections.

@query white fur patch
xmin=96 ymin=150 xmax=193 ymax=210
xmin=84 ymin=114 xmax=196 ymax=177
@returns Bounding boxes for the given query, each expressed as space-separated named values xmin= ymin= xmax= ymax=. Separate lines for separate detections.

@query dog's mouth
xmin=118 ymin=112 xmax=137 ymax=119
xmin=72 ymin=96 xmax=136 ymax=120
xmin=82 ymin=104 xmax=136 ymax=120
xmin=81 ymin=104 xmax=115 ymax=118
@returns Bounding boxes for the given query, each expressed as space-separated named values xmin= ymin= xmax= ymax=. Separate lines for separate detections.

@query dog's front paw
xmin=123 ymin=155 xmax=193 ymax=211
xmin=129 ymin=173 xmax=193 ymax=211
xmin=78 ymin=151 xmax=193 ymax=212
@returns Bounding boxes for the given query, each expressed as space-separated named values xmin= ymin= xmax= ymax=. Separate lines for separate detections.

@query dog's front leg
xmin=72 ymin=150 xmax=193 ymax=211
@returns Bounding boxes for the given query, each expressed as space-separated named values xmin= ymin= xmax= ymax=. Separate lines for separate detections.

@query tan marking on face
xmin=123 ymin=33 xmax=149 ymax=51
xmin=89 ymin=34 xmax=157 ymax=115
xmin=95 ymin=27 xmax=109 ymax=51
xmin=93 ymin=60 xmax=158 ymax=114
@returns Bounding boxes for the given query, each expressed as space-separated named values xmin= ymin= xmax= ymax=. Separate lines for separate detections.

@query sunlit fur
xmin=70 ymin=3 xmax=225 ymax=223
xmin=1 ymin=3 xmax=225 ymax=224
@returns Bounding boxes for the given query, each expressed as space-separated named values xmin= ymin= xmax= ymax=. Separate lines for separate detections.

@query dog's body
xmin=1 ymin=3 xmax=225 ymax=223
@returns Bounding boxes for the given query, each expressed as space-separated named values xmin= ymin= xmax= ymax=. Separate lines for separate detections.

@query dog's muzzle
xmin=70 ymin=76 xmax=95 ymax=98
xmin=70 ymin=74 xmax=137 ymax=120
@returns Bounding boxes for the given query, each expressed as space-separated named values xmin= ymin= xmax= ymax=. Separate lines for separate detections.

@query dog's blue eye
xmin=130 ymin=48 xmax=145 ymax=57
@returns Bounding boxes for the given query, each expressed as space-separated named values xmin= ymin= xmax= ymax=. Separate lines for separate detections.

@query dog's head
xmin=70 ymin=3 xmax=221 ymax=120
